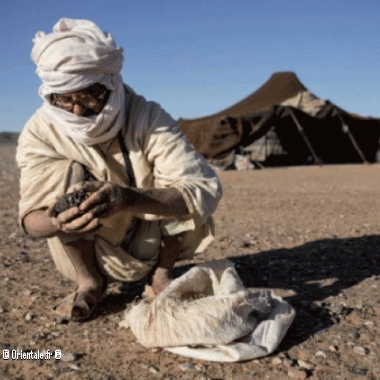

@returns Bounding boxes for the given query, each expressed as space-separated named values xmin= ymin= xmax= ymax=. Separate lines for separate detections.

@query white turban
xmin=32 ymin=18 xmax=124 ymax=94
xmin=31 ymin=18 xmax=127 ymax=146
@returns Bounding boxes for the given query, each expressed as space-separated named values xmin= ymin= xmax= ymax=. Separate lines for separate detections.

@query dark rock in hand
xmin=54 ymin=189 xmax=89 ymax=215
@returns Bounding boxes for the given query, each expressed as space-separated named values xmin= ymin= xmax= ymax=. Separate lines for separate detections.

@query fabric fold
xmin=120 ymin=259 xmax=295 ymax=362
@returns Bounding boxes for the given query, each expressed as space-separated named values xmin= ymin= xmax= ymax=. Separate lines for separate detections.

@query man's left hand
xmin=78 ymin=181 xmax=125 ymax=216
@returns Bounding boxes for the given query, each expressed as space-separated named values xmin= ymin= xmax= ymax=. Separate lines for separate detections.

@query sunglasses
xmin=51 ymin=84 xmax=109 ymax=112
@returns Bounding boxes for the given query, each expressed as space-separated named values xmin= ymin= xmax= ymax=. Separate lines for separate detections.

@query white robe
xmin=16 ymin=91 xmax=222 ymax=281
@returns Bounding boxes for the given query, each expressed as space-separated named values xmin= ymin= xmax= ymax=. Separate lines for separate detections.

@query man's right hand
xmin=23 ymin=205 xmax=102 ymax=239
xmin=45 ymin=204 xmax=102 ymax=234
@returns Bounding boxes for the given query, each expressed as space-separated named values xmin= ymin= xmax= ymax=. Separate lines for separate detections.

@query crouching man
xmin=17 ymin=18 xmax=222 ymax=322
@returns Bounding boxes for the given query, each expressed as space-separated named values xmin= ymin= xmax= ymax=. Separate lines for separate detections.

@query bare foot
xmin=53 ymin=279 xmax=106 ymax=322
xmin=75 ymin=281 xmax=105 ymax=302
xmin=144 ymin=234 xmax=184 ymax=296
xmin=149 ymin=267 xmax=173 ymax=295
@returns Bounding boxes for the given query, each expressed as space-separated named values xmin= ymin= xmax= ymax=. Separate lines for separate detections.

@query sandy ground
xmin=0 ymin=143 xmax=380 ymax=380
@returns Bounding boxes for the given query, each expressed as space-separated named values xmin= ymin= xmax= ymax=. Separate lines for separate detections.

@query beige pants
xmin=48 ymin=162 xmax=214 ymax=283
xmin=48 ymin=219 xmax=213 ymax=283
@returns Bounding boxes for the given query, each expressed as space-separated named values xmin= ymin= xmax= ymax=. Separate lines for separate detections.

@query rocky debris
xmin=328 ymin=345 xmax=338 ymax=352
xmin=148 ymin=365 xmax=159 ymax=374
xmin=17 ymin=251 xmax=30 ymax=263
xmin=54 ymin=189 xmax=89 ymax=215
xmin=353 ymin=346 xmax=370 ymax=355
xmin=297 ymin=360 xmax=315 ymax=370
xmin=287 ymin=367 xmax=308 ymax=379
xmin=67 ymin=364 xmax=80 ymax=371
xmin=272 ymin=357 xmax=283 ymax=365
xmin=1 ymin=148 xmax=380 ymax=380
xmin=59 ymin=352 xmax=78 ymax=362
xmin=178 ymin=362 xmax=195 ymax=371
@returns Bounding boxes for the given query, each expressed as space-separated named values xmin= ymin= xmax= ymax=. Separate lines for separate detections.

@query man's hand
xmin=45 ymin=203 xmax=102 ymax=234
xmin=78 ymin=181 xmax=126 ymax=216
xmin=24 ymin=181 xmax=189 ymax=239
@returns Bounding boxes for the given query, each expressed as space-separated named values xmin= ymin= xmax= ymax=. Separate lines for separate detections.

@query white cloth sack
xmin=120 ymin=259 xmax=295 ymax=362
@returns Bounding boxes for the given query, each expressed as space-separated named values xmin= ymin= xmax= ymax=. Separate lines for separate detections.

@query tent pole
xmin=249 ymin=142 xmax=265 ymax=169
xmin=339 ymin=117 xmax=368 ymax=164
xmin=289 ymin=108 xmax=321 ymax=165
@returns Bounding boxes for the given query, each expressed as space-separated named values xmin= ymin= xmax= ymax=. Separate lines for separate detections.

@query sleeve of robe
xmin=124 ymin=94 xmax=223 ymax=226
xmin=16 ymin=92 xmax=223 ymax=232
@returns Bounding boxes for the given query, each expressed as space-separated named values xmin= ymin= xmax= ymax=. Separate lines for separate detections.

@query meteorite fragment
xmin=54 ymin=189 xmax=89 ymax=215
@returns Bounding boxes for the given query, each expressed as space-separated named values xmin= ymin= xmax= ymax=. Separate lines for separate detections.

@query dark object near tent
xmin=178 ymin=72 xmax=380 ymax=169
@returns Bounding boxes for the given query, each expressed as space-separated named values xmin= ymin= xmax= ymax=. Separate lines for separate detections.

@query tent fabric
xmin=245 ymin=105 xmax=380 ymax=165
xmin=179 ymin=72 xmax=307 ymax=159
xmin=120 ymin=259 xmax=295 ymax=362
xmin=180 ymin=72 xmax=307 ymax=123
xmin=280 ymin=90 xmax=327 ymax=117
xmin=178 ymin=72 xmax=380 ymax=168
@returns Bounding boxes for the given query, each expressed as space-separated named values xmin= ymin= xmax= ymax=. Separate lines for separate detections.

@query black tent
xmin=178 ymin=72 xmax=380 ymax=168
xmin=242 ymin=104 xmax=380 ymax=166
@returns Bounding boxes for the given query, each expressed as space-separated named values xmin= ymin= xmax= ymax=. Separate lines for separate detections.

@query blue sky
xmin=1 ymin=0 xmax=379 ymax=132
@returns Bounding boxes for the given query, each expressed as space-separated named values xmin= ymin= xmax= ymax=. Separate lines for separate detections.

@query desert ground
xmin=0 ymin=142 xmax=380 ymax=380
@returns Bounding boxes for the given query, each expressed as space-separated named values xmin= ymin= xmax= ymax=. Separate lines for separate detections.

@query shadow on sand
xmin=96 ymin=235 xmax=380 ymax=351
xmin=179 ymin=234 xmax=380 ymax=351
xmin=235 ymin=234 xmax=380 ymax=350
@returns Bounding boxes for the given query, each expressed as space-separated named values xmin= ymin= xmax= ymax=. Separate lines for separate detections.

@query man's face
xmin=51 ymin=83 xmax=110 ymax=117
